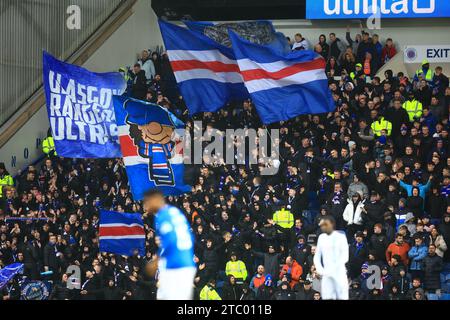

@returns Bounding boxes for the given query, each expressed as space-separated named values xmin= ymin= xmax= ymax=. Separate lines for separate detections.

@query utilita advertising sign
xmin=306 ymin=0 xmax=450 ymax=19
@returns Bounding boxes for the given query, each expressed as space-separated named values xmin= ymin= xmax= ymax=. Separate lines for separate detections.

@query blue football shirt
xmin=155 ymin=205 xmax=195 ymax=269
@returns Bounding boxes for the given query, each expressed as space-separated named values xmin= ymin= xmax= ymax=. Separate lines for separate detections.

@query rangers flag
xmin=99 ymin=210 xmax=145 ymax=256
xmin=113 ymin=96 xmax=190 ymax=201
xmin=158 ymin=19 xmax=249 ymax=115
xmin=229 ymin=31 xmax=335 ymax=124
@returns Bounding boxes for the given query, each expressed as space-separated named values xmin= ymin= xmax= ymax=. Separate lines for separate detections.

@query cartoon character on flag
xmin=113 ymin=96 xmax=190 ymax=200
xmin=124 ymin=100 xmax=176 ymax=186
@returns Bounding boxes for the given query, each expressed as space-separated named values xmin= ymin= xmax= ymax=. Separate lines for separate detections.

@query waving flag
xmin=43 ymin=52 xmax=126 ymax=158
xmin=158 ymin=19 xmax=248 ymax=115
xmin=0 ymin=263 xmax=23 ymax=289
xmin=183 ymin=20 xmax=290 ymax=56
xmin=229 ymin=32 xmax=335 ymax=124
xmin=113 ymin=96 xmax=191 ymax=200
xmin=99 ymin=210 xmax=145 ymax=256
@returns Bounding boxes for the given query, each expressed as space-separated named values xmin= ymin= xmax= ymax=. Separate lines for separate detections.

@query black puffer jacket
xmin=423 ymin=254 xmax=443 ymax=290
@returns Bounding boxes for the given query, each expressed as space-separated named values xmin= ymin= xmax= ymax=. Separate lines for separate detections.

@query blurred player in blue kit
xmin=143 ymin=189 xmax=196 ymax=300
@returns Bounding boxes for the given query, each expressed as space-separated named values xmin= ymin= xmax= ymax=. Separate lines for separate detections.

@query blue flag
xmin=158 ymin=20 xmax=249 ymax=115
xmin=229 ymin=32 xmax=335 ymax=124
xmin=0 ymin=263 xmax=23 ymax=289
xmin=113 ymin=96 xmax=191 ymax=200
xmin=42 ymin=51 xmax=126 ymax=158
xmin=99 ymin=210 xmax=145 ymax=256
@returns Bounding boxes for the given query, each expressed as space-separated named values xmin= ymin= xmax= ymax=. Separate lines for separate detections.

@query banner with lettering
xmin=404 ymin=45 xmax=450 ymax=64
xmin=42 ymin=51 xmax=126 ymax=158
xmin=306 ymin=0 xmax=450 ymax=19
xmin=20 ymin=280 xmax=52 ymax=300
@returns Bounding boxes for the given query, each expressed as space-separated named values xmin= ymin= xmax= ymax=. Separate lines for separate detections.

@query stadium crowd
xmin=1 ymin=26 xmax=450 ymax=300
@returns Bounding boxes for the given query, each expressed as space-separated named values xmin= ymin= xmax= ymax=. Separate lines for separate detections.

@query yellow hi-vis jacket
xmin=371 ymin=117 xmax=392 ymax=137
xmin=42 ymin=137 xmax=56 ymax=156
xmin=225 ymin=260 xmax=248 ymax=280
xmin=199 ymin=285 xmax=222 ymax=300
xmin=416 ymin=68 xmax=433 ymax=82
xmin=0 ymin=174 xmax=14 ymax=197
xmin=403 ymin=99 xmax=423 ymax=122
xmin=273 ymin=208 xmax=294 ymax=229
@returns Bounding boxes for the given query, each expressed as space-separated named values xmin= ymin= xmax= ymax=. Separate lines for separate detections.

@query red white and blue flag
xmin=229 ymin=31 xmax=335 ymax=124
xmin=112 ymin=96 xmax=190 ymax=201
xmin=99 ymin=210 xmax=145 ymax=256
xmin=159 ymin=19 xmax=249 ymax=115
xmin=158 ymin=20 xmax=335 ymax=124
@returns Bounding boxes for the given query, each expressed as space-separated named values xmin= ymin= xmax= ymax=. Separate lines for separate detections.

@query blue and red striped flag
xmin=99 ymin=210 xmax=145 ymax=256
xmin=229 ymin=31 xmax=335 ymax=124
xmin=158 ymin=19 xmax=249 ymax=115
xmin=112 ymin=96 xmax=191 ymax=201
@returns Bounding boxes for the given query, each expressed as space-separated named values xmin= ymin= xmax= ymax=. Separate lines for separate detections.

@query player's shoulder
xmin=167 ymin=205 xmax=183 ymax=215
xmin=158 ymin=205 xmax=179 ymax=217
xmin=159 ymin=205 xmax=187 ymax=223
xmin=317 ymin=233 xmax=326 ymax=241
xmin=334 ymin=230 xmax=348 ymax=240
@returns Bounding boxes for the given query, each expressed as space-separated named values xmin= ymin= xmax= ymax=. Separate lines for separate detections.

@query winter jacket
xmin=348 ymin=242 xmax=369 ymax=277
xmin=343 ymin=199 xmax=365 ymax=226
xmin=138 ymin=58 xmax=155 ymax=80
xmin=225 ymin=260 xmax=248 ymax=281
xmin=249 ymin=274 xmax=266 ymax=293
xmin=423 ymin=254 xmax=443 ymax=290
xmin=202 ymin=247 xmax=220 ymax=275
xmin=369 ymin=233 xmax=389 ymax=261
xmin=399 ymin=180 xmax=431 ymax=202
xmin=395 ymin=276 xmax=410 ymax=296
xmin=222 ymin=283 xmax=242 ymax=300
xmin=289 ymin=243 xmax=311 ymax=267
xmin=274 ymin=288 xmax=296 ymax=300
xmin=292 ymin=39 xmax=310 ymax=51
xmin=411 ymin=288 xmax=426 ymax=300
xmin=349 ymin=286 xmax=367 ymax=300
xmin=199 ymin=284 xmax=221 ymax=300
xmin=406 ymin=196 xmax=424 ymax=218
xmin=252 ymin=251 xmax=282 ymax=279
xmin=386 ymin=242 xmax=411 ymax=265
xmin=408 ymin=244 xmax=428 ymax=271
xmin=382 ymin=45 xmax=397 ymax=64
xmin=279 ymin=260 xmax=303 ymax=288
xmin=439 ymin=220 xmax=450 ymax=262
xmin=428 ymin=235 xmax=447 ymax=258
xmin=255 ymin=285 xmax=275 ymax=300
xmin=295 ymin=286 xmax=317 ymax=300
xmin=49 ymin=283 xmax=74 ymax=300
xmin=329 ymin=38 xmax=346 ymax=61
xmin=363 ymin=201 xmax=386 ymax=227
xmin=240 ymin=289 xmax=255 ymax=300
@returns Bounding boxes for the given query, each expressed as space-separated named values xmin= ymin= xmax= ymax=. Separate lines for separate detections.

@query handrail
xmin=0 ymin=0 xmax=138 ymax=149
xmin=375 ymin=49 xmax=410 ymax=79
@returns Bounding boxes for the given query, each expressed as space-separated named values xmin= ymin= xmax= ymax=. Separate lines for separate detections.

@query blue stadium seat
xmin=427 ymin=293 xmax=439 ymax=300
xmin=439 ymin=293 xmax=450 ymax=301
xmin=443 ymin=263 xmax=450 ymax=273
xmin=440 ymin=271 xmax=450 ymax=292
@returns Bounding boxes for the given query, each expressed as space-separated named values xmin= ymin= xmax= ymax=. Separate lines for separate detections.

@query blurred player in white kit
xmin=313 ymin=216 xmax=349 ymax=300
